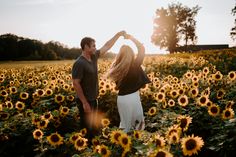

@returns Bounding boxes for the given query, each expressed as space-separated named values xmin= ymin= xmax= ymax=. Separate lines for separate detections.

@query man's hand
xmin=82 ymin=102 xmax=91 ymax=113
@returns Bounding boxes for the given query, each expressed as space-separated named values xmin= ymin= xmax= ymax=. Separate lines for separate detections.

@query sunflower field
xmin=0 ymin=49 xmax=236 ymax=157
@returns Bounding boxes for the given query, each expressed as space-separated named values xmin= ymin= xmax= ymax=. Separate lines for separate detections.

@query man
xmin=72 ymin=31 xmax=126 ymax=140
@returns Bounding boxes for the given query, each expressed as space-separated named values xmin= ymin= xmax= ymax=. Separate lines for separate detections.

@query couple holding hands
xmin=72 ymin=31 xmax=150 ymax=140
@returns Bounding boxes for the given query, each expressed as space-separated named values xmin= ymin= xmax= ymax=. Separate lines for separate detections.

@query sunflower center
xmin=230 ymin=73 xmax=234 ymax=78
xmin=225 ymin=111 xmax=231 ymax=117
xmin=200 ymin=97 xmax=206 ymax=104
xmin=77 ymin=139 xmax=84 ymax=146
xmin=114 ymin=133 xmax=121 ymax=141
xmin=155 ymin=139 xmax=161 ymax=147
xmin=215 ymin=74 xmax=220 ymax=79
xmin=101 ymin=147 xmax=107 ymax=155
xmin=122 ymin=137 xmax=128 ymax=145
xmin=57 ymin=96 xmax=62 ymax=101
xmin=36 ymin=131 xmax=42 ymax=137
xmin=180 ymin=98 xmax=186 ymax=103
xmin=180 ymin=119 xmax=187 ymax=128
xmin=185 ymin=139 xmax=197 ymax=150
xmin=191 ymin=90 xmax=196 ymax=95
xmin=155 ymin=151 xmax=166 ymax=157
xmin=158 ymin=94 xmax=163 ymax=99
xmin=51 ymin=134 xmax=59 ymax=142
xmin=210 ymin=107 xmax=218 ymax=114
xmin=72 ymin=135 xmax=78 ymax=141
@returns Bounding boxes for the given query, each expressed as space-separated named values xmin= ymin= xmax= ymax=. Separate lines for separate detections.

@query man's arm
xmin=72 ymin=79 xmax=91 ymax=113
xmin=99 ymin=31 xmax=126 ymax=56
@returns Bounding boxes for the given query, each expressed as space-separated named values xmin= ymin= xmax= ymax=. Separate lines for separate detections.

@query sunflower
xmin=5 ymin=101 xmax=14 ymax=109
xmin=225 ymin=101 xmax=234 ymax=109
xmin=152 ymin=134 xmax=166 ymax=148
xmin=188 ymin=87 xmax=199 ymax=98
xmin=149 ymin=149 xmax=173 ymax=157
xmin=155 ymin=92 xmax=165 ymax=103
xmin=181 ymin=134 xmax=204 ymax=156
xmin=208 ymin=104 xmax=220 ymax=117
xmin=15 ymin=101 xmax=25 ymax=111
xmin=60 ymin=106 xmax=70 ymax=116
xmin=67 ymin=95 xmax=74 ymax=102
xmin=69 ymin=132 xmax=82 ymax=144
xmin=55 ymin=94 xmax=65 ymax=103
xmin=102 ymin=127 xmax=110 ymax=139
xmin=20 ymin=92 xmax=29 ymax=100
xmin=206 ymin=101 xmax=213 ymax=107
xmin=33 ymin=129 xmax=44 ymax=140
xmin=0 ymin=90 xmax=8 ymax=97
xmin=168 ymin=132 xmax=180 ymax=144
xmin=178 ymin=95 xmax=189 ymax=107
xmin=170 ymin=90 xmax=179 ymax=99
xmin=37 ymin=119 xmax=49 ymax=129
xmin=216 ymin=89 xmax=225 ymax=99
xmin=0 ymin=112 xmax=10 ymax=120
xmin=98 ymin=144 xmax=111 ymax=157
xmin=168 ymin=99 xmax=175 ymax=107
xmin=0 ymin=77 xmax=4 ymax=83
xmin=184 ymin=71 xmax=193 ymax=79
xmin=192 ymin=76 xmax=199 ymax=83
xmin=42 ymin=112 xmax=53 ymax=120
xmin=177 ymin=115 xmax=192 ymax=131
xmin=110 ymin=130 xmax=124 ymax=145
xmin=45 ymin=88 xmax=53 ymax=96
xmin=9 ymin=86 xmax=17 ymax=94
xmin=92 ymin=138 xmax=100 ymax=146
xmin=101 ymin=118 xmax=110 ymax=128
xmin=74 ymin=137 xmax=88 ymax=151
xmin=47 ymin=132 xmax=63 ymax=147
xmin=165 ymin=125 xmax=181 ymax=138
xmin=197 ymin=95 xmax=209 ymax=106
xmin=118 ymin=133 xmax=131 ymax=150
xmin=133 ymin=130 xmax=142 ymax=139
xmin=42 ymin=80 xmax=48 ymax=86
xmin=80 ymin=128 xmax=87 ymax=137
xmin=213 ymin=71 xmax=223 ymax=81
xmin=148 ymin=106 xmax=157 ymax=116
xmin=202 ymin=67 xmax=210 ymax=75
xmin=227 ymin=71 xmax=236 ymax=81
xmin=36 ymin=89 xmax=45 ymax=97
xmin=222 ymin=108 xmax=235 ymax=120
xmin=178 ymin=88 xmax=185 ymax=95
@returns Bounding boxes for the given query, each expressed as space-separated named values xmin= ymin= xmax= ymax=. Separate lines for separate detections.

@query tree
xmin=230 ymin=5 xmax=236 ymax=41
xmin=151 ymin=3 xmax=200 ymax=53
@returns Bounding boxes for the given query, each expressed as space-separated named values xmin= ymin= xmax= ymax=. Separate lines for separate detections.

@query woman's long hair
xmin=107 ymin=45 xmax=135 ymax=86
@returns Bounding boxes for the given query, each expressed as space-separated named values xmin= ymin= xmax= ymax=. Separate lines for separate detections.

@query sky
xmin=0 ymin=0 xmax=235 ymax=54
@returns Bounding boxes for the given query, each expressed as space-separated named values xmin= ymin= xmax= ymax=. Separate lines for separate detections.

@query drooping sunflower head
xmin=216 ymin=89 xmax=225 ymax=99
xmin=181 ymin=134 xmax=204 ymax=156
xmin=149 ymin=149 xmax=173 ymax=157
xmin=152 ymin=134 xmax=166 ymax=148
xmin=177 ymin=115 xmax=192 ymax=131
xmin=222 ymin=108 xmax=235 ymax=120
xmin=69 ymin=132 xmax=82 ymax=144
xmin=168 ymin=132 xmax=180 ymax=144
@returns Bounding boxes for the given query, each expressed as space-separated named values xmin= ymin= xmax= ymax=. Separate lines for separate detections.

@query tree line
xmin=0 ymin=34 xmax=82 ymax=61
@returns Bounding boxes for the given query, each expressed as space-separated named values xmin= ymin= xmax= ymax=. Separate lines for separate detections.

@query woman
xmin=107 ymin=33 xmax=151 ymax=132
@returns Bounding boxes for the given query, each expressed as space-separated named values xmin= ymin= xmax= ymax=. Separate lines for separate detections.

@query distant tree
xmin=151 ymin=3 xmax=200 ymax=53
xmin=230 ymin=4 xmax=236 ymax=41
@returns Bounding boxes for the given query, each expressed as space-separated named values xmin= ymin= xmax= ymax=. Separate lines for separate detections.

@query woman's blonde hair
xmin=107 ymin=45 xmax=135 ymax=86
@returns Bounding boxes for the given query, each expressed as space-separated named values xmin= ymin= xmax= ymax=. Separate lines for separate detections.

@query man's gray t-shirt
xmin=72 ymin=50 xmax=100 ymax=101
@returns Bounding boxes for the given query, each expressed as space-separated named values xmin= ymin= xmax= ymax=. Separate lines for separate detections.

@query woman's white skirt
xmin=117 ymin=90 xmax=145 ymax=132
